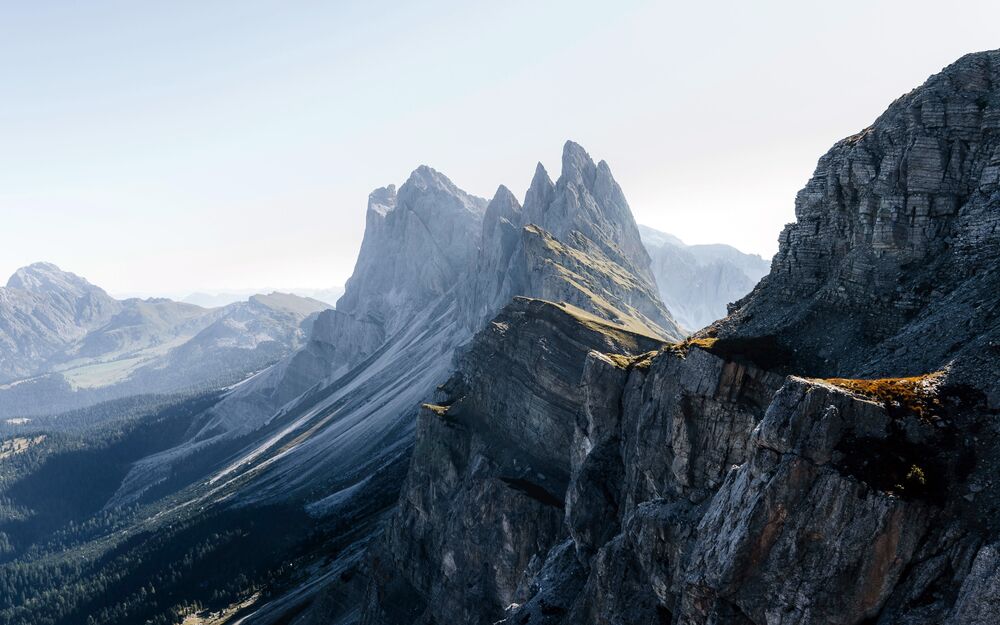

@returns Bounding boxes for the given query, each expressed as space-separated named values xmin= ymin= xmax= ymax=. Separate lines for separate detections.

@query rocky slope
xmin=0 ymin=264 xmax=328 ymax=419
xmin=639 ymin=225 xmax=770 ymax=331
xmin=358 ymin=50 xmax=1000 ymax=625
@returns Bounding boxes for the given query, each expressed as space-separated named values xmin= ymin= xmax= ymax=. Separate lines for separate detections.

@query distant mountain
xmin=0 ymin=263 xmax=123 ymax=383
xmin=0 ymin=264 xmax=329 ymax=418
xmin=183 ymin=286 xmax=344 ymax=308
xmin=638 ymin=225 xmax=770 ymax=331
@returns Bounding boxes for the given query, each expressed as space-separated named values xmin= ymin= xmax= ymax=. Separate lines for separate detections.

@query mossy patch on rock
xmin=598 ymin=349 xmax=660 ymax=371
xmin=660 ymin=336 xmax=719 ymax=359
xmin=818 ymin=372 xmax=945 ymax=421
xmin=422 ymin=403 xmax=449 ymax=416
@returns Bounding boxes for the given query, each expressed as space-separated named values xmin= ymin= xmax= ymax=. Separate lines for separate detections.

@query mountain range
xmin=1 ymin=49 xmax=998 ymax=625
xmin=0 ymin=264 xmax=329 ymax=420
xmin=181 ymin=287 xmax=344 ymax=309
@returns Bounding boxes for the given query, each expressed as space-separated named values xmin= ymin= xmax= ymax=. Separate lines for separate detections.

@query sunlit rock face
xmin=337 ymin=168 xmax=487 ymax=338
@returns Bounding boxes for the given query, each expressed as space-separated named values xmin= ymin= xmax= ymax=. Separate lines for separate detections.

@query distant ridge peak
xmin=367 ymin=185 xmax=397 ymax=216
xmin=6 ymin=262 xmax=91 ymax=292
xmin=559 ymin=139 xmax=597 ymax=184
xmin=525 ymin=162 xmax=555 ymax=210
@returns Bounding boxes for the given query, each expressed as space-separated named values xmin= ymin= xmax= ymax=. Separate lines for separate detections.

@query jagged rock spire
xmin=520 ymin=140 xmax=656 ymax=286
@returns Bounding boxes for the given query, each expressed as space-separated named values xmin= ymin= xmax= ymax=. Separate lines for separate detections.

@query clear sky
xmin=3 ymin=1 xmax=999 ymax=297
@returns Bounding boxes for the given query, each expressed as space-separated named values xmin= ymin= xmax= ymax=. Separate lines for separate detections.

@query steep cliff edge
xmin=716 ymin=51 xmax=1000 ymax=385
xmin=362 ymin=298 xmax=666 ymax=625
xmin=360 ymin=51 xmax=1000 ymax=625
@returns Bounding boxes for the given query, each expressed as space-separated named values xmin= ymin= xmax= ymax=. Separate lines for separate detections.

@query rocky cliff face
xmin=717 ymin=51 xmax=1000 ymax=383
xmin=359 ymin=51 xmax=1000 ymax=625
xmin=363 ymin=298 xmax=666 ymax=625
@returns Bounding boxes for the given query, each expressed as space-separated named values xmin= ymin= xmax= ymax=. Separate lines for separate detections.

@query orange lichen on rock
xmin=663 ymin=336 xmax=719 ymax=358
xmin=818 ymin=371 xmax=945 ymax=420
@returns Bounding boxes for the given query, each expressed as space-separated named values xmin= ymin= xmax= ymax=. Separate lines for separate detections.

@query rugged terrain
xmin=5 ymin=49 xmax=999 ymax=625
xmin=357 ymin=50 xmax=1000 ymax=625
xmin=0 ymin=141 xmax=688 ymax=625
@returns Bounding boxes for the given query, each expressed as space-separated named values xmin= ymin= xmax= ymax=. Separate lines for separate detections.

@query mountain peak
xmin=6 ymin=262 xmax=91 ymax=293
xmin=560 ymin=140 xmax=597 ymax=184
xmin=488 ymin=184 xmax=519 ymax=211
xmin=404 ymin=164 xmax=457 ymax=193
xmin=525 ymin=162 xmax=555 ymax=211
xmin=367 ymin=184 xmax=397 ymax=217
xmin=397 ymin=165 xmax=488 ymax=219
xmin=520 ymin=141 xmax=655 ymax=286
xmin=482 ymin=185 xmax=523 ymax=241
xmin=338 ymin=164 xmax=487 ymax=331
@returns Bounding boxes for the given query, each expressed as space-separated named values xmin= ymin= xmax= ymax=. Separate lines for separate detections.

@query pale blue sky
xmin=2 ymin=1 xmax=999 ymax=296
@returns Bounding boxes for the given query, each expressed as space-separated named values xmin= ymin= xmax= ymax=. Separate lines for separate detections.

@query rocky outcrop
xmin=362 ymin=298 xmax=666 ymax=625
xmin=639 ymin=226 xmax=770 ymax=332
xmin=716 ymin=51 xmax=1000 ymax=382
xmin=359 ymin=51 xmax=1000 ymax=625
